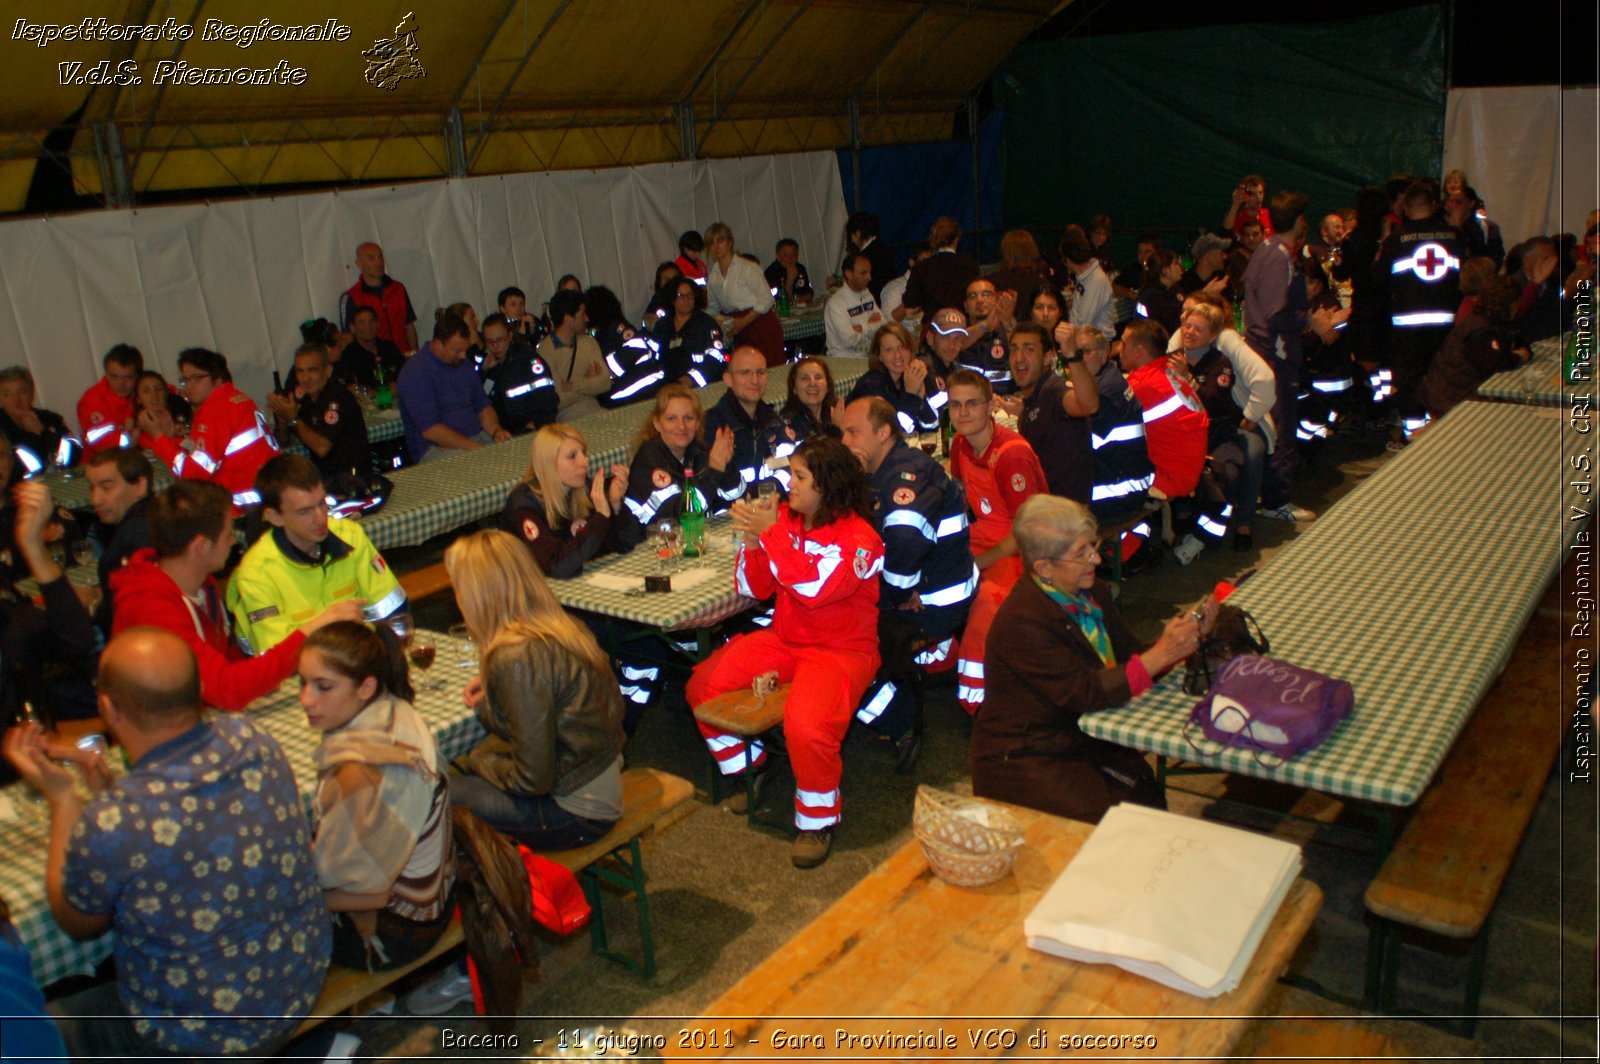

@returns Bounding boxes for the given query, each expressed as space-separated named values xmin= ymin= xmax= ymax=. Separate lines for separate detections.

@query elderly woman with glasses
xmin=970 ymin=495 xmax=1212 ymax=824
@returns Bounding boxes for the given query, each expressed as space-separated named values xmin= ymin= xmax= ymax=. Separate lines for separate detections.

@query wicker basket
xmin=912 ymin=786 xmax=1024 ymax=887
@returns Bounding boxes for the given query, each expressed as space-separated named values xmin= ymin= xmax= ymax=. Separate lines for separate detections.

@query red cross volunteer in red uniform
xmin=143 ymin=348 xmax=280 ymax=512
xmin=76 ymin=344 xmax=144 ymax=455
xmin=946 ymin=369 xmax=1048 ymax=716
xmin=689 ymin=436 xmax=883 ymax=869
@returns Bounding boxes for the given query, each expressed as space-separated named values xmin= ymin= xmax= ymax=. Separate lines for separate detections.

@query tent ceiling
xmin=0 ymin=0 xmax=1062 ymax=211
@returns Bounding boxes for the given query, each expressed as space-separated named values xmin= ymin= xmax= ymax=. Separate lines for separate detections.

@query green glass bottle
xmin=374 ymin=362 xmax=394 ymax=411
xmin=679 ymin=466 xmax=706 ymax=557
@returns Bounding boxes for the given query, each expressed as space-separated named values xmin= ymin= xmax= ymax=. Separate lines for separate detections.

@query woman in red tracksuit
xmin=689 ymin=435 xmax=883 ymax=870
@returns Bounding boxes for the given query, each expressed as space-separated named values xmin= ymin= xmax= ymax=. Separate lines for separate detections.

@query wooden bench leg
xmin=580 ymin=837 xmax=657 ymax=979
xmin=1364 ymin=918 xmax=1394 ymax=1011
xmin=1462 ymin=922 xmax=1491 ymax=1037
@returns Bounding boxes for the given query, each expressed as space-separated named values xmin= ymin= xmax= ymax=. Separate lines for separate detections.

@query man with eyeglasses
xmin=955 ymin=277 xmax=1018 ymax=394
xmin=479 ymin=312 xmax=558 ymax=434
xmin=142 ymin=347 xmax=280 ymax=512
xmin=704 ymin=346 xmax=782 ymax=496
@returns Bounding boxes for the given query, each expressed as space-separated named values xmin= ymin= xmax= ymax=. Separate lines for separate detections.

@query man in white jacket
xmin=824 ymin=253 xmax=882 ymax=359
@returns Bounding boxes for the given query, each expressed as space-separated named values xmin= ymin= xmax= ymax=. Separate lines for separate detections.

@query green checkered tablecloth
xmin=43 ymin=460 xmax=176 ymax=511
xmin=1479 ymin=336 xmax=1586 ymax=407
xmin=0 ymin=632 xmax=484 ymax=987
xmin=549 ymin=514 xmax=753 ymax=630
xmin=780 ymin=305 xmax=826 ymax=341
xmin=353 ymin=358 xmax=866 ymax=552
xmin=1080 ymin=401 xmax=1583 ymax=807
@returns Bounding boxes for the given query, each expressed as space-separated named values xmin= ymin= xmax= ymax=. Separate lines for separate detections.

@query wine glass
xmin=449 ymin=623 xmax=477 ymax=669
xmin=408 ymin=631 xmax=439 ymax=691
xmin=650 ymin=519 xmax=678 ymax=574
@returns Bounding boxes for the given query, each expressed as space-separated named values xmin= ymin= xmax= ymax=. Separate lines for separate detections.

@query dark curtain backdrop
xmin=993 ymin=5 xmax=1446 ymax=257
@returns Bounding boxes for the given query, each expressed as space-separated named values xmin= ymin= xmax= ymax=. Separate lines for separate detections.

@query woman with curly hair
xmin=688 ymin=435 xmax=884 ymax=869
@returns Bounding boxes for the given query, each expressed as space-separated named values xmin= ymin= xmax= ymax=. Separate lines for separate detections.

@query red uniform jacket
xmin=345 ymin=277 xmax=414 ymax=350
xmin=1126 ymin=361 xmax=1209 ymax=499
xmin=147 ymin=382 xmax=279 ymax=509
xmin=735 ymin=504 xmax=883 ymax=658
xmin=76 ymin=377 xmax=135 ymax=454
xmin=110 ymin=549 xmax=303 ymax=712
xmin=949 ymin=422 xmax=1048 ymax=555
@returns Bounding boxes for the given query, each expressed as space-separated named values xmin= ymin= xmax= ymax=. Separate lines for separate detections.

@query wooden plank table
xmin=668 ymin=802 xmax=1322 ymax=1060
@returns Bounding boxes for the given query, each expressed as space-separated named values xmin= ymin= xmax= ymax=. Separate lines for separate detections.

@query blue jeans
xmin=1212 ymin=425 xmax=1267 ymax=533
xmin=448 ymin=772 xmax=614 ymax=850
xmin=418 ymin=431 xmax=493 ymax=463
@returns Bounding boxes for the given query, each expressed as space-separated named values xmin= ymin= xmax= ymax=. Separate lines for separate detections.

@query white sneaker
xmin=403 ymin=965 xmax=473 ymax=1015
xmin=1173 ymin=534 xmax=1204 ymax=567
xmin=1261 ymin=503 xmax=1315 ymax=522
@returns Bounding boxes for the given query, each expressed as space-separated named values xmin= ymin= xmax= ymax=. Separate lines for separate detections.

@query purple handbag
xmin=1184 ymin=654 xmax=1354 ymax=764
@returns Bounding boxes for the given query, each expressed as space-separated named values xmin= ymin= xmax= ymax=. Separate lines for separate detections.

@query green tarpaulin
xmin=995 ymin=5 xmax=1445 ymax=246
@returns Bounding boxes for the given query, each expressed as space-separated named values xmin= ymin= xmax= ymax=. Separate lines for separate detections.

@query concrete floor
xmin=335 ymin=421 xmax=1598 ymax=1061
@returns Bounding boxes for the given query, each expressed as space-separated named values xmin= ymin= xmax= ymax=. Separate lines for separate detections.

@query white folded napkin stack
xmin=1023 ymin=804 xmax=1302 ymax=997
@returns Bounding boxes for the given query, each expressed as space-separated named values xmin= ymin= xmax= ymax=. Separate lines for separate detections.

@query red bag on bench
xmin=518 ymin=846 xmax=592 ymax=935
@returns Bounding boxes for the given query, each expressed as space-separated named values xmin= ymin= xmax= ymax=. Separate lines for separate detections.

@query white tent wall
xmin=1443 ymin=86 xmax=1598 ymax=248
xmin=0 ymin=151 xmax=848 ymax=417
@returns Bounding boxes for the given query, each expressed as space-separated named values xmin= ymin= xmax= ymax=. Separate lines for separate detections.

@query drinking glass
xmin=758 ymin=479 xmax=780 ymax=507
xmin=650 ymin=519 xmax=678 ymax=574
xmin=71 ymin=540 xmax=96 ymax=570
xmin=408 ymin=631 xmax=439 ymax=691
xmin=449 ymin=623 xmax=477 ymax=669
xmin=385 ymin=611 xmax=414 ymax=649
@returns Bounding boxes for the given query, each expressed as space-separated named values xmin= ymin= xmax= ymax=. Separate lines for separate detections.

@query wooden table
xmin=668 ymin=802 xmax=1321 ymax=1059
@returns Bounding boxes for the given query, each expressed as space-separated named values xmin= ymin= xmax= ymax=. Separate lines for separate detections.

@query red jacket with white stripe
xmin=75 ymin=377 xmax=136 ymax=454
xmin=736 ymin=504 xmax=883 ymax=658
xmin=147 ymin=381 xmax=280 ymax=507
xmin=949 ymin=422 xmax=1048 ymax=556
xmin=1126 ymin=361 xmax=1208 ymax=499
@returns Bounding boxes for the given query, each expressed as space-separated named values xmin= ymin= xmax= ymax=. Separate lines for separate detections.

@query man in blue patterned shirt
xmin=3 ymin=627 xmax=330 ymax=1059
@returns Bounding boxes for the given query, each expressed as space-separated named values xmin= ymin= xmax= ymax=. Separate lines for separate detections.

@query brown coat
xmin=971 ymin=576 xmax=1156 ymax=823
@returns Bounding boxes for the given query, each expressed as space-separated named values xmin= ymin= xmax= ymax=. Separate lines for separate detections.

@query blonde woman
xmin=703 ymin=222 xmax=785 ymax=366
xmin=502 ymin=424 xmax=630 ymax=578
xmin=444 ymin=530 xmax=625 ymax=849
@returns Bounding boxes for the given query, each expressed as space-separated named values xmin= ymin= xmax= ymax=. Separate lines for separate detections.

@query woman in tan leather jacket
xmin=443 ymin=530 xmax=625 ymax=849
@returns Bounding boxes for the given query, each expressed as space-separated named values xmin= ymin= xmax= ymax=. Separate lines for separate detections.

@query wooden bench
xmin=1362 ymin=564 xmax=1567 ymax=1032
xmin=397 ymin=561 xmax=452 ymax=604
xmin=295 ymin=767 xmax=694 ymax=1035
xmin=692 ymin=683 xmax=791 ymax=826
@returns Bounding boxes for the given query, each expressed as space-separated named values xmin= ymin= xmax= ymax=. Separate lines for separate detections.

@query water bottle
xmin=374 ymin=362 xmax=394 ymax=411
xmin=679 ymin=466 xmax=705 ymax=557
